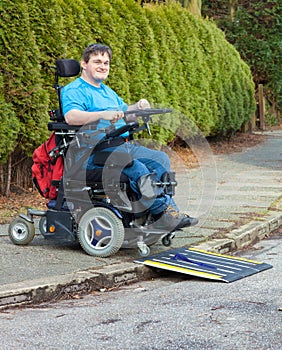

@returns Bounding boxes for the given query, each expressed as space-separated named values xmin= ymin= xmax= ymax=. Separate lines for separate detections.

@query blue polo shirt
xmin=61 ymin=78 xmax=129 ymax=170
xmin=61 ymin=77 xmax=128 ymax=130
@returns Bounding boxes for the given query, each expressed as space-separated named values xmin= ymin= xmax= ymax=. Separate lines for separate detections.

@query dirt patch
xmin=171 ymin=132 xmax=266 ymax=167
xmin=0 ymin=190 xmax=47 ymax=224
xmin=208 ymin=132 xmax=266 ymax=154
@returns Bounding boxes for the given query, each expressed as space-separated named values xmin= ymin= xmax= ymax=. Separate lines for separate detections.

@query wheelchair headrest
xmin=56 ymin=59 xmax=81 ymax=77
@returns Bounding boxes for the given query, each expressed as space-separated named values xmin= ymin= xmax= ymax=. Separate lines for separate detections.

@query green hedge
xmin=0 ymin=0 xmax=256 ymax=161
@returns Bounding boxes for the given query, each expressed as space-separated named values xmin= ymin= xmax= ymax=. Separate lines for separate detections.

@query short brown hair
xmin=82 ymin=43 xmax=112 ymax=63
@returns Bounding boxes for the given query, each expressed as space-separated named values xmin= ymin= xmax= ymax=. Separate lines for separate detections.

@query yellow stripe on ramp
xmin=144 ymin=260 xmax=223 ymax=280
xmin=189 ymin=247 xmax=263 ymax=265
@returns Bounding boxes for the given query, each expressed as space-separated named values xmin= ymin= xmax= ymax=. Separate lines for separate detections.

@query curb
xmin=195 ymin=213 xmax=282 ymax=253
xmin=0 ymin=263 xmax=158 ymax=310
xmin=1 ymin=213 xmax=281 ymax=310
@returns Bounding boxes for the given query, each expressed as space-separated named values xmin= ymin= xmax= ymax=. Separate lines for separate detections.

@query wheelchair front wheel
xmin=78 ymin=207 xmax=124 ymax=257
xmin=9 ymin=217 xmax=35 ymax=245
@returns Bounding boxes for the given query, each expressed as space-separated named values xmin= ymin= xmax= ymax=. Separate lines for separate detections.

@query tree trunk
xmin=185 ymin=0 xmax=202 ymax=15
xmin=5 ymin=154 xmax=12 ymax=197
xmin=0 ymin=164 xmax=3 ymax=195
xmin=229 ymin=0 xmax=237 ymax=22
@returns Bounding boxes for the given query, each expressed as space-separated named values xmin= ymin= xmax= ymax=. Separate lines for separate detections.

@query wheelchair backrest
xmin=56 ymin=59 xmax=81 ymax=78
xmin=50 ymin=59 xmax=81 ymax=123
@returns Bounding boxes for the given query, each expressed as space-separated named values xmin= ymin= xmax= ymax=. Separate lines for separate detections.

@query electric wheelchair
xmin=8 ymin=59 xmax=180 ymax=257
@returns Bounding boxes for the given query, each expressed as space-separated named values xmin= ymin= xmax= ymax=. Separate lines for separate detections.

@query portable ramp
xmin=135 ymin=247 xmax=272 ymax=283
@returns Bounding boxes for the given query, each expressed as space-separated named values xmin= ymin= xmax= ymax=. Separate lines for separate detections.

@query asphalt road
xmin=0 ymin=228 xmax=281 ymax=350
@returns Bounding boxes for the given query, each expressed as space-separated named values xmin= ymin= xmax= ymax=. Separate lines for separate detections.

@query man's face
xmin=81 ymin=52 xmax=110 ymax=86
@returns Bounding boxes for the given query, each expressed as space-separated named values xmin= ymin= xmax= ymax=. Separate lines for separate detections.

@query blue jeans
xmin=107 ymin=141 xmax=178 ymax=215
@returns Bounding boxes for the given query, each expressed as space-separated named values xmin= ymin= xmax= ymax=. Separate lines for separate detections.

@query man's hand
xmin=100 ymin=110 xmax=124 ymax=124
xmin=137 ymin=99 xmax=150 ymax=109
xmin=125 ymin=98 xmax=151 ymax=123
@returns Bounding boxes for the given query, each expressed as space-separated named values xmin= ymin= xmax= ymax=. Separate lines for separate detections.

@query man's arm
xmin=65 ymin=109 xmax=124 ymax=126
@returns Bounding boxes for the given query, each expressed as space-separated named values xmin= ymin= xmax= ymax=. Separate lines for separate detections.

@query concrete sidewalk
xmin=0 ymin=130 xmax=281 ymax=308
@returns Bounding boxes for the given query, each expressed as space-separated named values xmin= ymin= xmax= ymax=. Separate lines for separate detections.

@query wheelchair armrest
xmin=105 ymin=122 xmax=139 ymax=139
xmin=48 ymin=122 xmax=81 ymax=131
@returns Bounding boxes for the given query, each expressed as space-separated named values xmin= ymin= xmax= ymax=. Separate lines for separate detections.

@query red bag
xmin=32 ymin=133 xmax=64 ymax=199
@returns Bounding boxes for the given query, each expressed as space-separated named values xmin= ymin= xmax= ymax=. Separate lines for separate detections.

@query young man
xmin=61 ymin=43 xmax=198 ymax=230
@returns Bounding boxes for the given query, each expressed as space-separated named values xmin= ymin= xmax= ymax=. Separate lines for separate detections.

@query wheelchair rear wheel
xmin=78 ymin=207 xmax=124 ymax=257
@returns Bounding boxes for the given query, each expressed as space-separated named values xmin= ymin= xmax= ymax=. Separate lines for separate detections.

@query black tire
xmin=78 ymin=207 xmax=124 ymax=257
xmin=39 ymin=217 xmax=47 ymax=235
xmin=8 ymin=217 xmax=35 ymax=245
xmin=162 ymin=235 xmax=172 ymax=247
